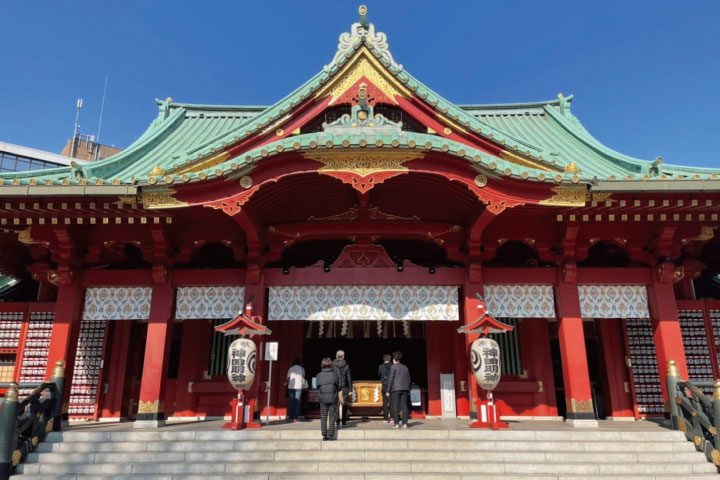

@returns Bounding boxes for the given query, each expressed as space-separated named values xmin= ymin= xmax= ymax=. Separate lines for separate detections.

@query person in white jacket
xmin=286 ymin=358 xmax=305 ymax=422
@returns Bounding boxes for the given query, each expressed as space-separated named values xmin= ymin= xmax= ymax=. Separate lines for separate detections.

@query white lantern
xmin=470 ymin=337 xmax=501 ymax=391
xmin=227 ymin=338 xmax=257 ymax=390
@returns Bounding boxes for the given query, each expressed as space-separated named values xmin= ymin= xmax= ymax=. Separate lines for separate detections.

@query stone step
xmin=15 ymin=459 xmax=719 ymax=476
xmin=11 ymin=475 xmax=720 ymax=480
xmin=25 ymin=449 xmax=707 ymax=464
xmin=35 ymin=438 xmax=699 ymax=454
xmin=45 ymin=429 xmax=686 ymax=443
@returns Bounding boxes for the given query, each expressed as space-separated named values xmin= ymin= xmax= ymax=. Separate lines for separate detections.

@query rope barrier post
xmin=666 ymin=360 xmax=680 ymax=430
xmin=48 ymin=361 xmax=65 ymax=432
xmin=0 ymin=383 xmax=19 ymax=480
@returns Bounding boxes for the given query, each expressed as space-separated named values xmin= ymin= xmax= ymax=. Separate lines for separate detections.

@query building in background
xmin=0 ymin=141 xmax=84 ymax=173
xmin=60 ymin=135 xmax=121 ymax=162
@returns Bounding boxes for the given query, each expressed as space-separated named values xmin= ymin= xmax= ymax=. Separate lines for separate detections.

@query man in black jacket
xmin=316 ymin=357 xmax=340 ymax=441
xmin=386 ymin=350 xmax=411 ymax=428
xmin=332 ymin=350 xmax=352 ymax=427
xmin=377 ymin=354 xmax=392 ymax=422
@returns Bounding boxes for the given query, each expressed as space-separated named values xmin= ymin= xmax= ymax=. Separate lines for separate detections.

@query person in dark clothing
xmin=316 ymin=357 xmax=340 ymax=441
xmin=332 ymin=350 xmax=352 ymax=427
xmin=378 ymin=354 xmax=393 ymax=422
xmin=386 ymin=350 xmax=411 ymax=428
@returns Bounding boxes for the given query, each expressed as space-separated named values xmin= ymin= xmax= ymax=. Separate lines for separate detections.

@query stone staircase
xmin=13 ymin=425 xmax=719 ymax=480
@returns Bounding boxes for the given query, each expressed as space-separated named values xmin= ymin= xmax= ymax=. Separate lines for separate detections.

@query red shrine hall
xmin=1 ymin=6 xmax=720 ymax=427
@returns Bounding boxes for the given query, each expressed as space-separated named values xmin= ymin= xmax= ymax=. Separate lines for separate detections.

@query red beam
xmin=576 ymin=268 xmax=651 ymax=285
xmin=264 ymin=266 xmax=463 ymax=286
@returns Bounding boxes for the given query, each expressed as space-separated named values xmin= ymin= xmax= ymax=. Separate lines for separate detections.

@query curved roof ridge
xmin=84 ymin=107 xmax=188 ymax=180
xmin=459 ymin=96 xmax=569 ymax=111
xmin=155 ymin=100 xmax=267 ymax=112
xmin=543 ymin=104 xmax=654 ymax=174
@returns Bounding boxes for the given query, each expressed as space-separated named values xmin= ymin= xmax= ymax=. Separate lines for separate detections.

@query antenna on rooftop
xmin=71 ymin=98 xmax=83 ymax=157
xmin=94 ymin=75 xmax=109 ymax=161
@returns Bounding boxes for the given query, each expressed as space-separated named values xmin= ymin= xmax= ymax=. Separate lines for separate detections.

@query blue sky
xmin=1 ymin=1 xmax=718 ymax=167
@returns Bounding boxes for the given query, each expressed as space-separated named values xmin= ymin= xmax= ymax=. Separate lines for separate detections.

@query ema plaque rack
xmin=678 ymin=309 xmax=714 ymax=396
xmin=68 ymin=319 xmax=108 ymax=419
xmin=709 ymin=310 xmax=720 ymax=378
xmin=0 ymin=311 xmax=23 ymax=383
xmin=623 ymin=318 xmax=664 ymax=416
xmin=18 ymin=311 xmax=53 ymax=396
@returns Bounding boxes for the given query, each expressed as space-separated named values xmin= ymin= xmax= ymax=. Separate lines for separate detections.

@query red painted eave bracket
xmin=215 ymin=311 xmax=271 ymax=337
xmin=457 ymin=294 xmax=514 ymax=335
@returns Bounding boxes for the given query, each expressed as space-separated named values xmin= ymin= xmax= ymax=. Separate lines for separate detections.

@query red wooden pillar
xmin=244 ymin=273 xmax=265 ymax=427
xmin=99 ymin=321 xmax=133 ymax=419
xmin=135 ymin=284 xmax=174 ymax=428
xmin=647 ymin=268 xmax=688 ymax=407
xmin=45 ymin=282 xmax=85 ymax=413
xmin=520 ymin=318 xmax=557 ymax=417
xmin=463 ymin=270 xmax=483 ymax=422
xmin=597 ymin=319 xmax=634 ymax=418
xmin=555 ymin=271 xmax=596 ymax=425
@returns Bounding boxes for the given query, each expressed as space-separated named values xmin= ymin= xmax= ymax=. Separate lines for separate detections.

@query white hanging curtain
xmin=268 ymin=285 xmax=458 ymax=321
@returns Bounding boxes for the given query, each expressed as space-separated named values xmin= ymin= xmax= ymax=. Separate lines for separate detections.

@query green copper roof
xmin=1 ymin=11 xmax=718 ymax=191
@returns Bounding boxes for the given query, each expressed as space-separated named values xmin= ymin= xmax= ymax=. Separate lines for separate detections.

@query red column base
xmin=223 ymin=394 xmax=262 ymax=430
xmin=470 ymin=397 xmax=507 ymax=429
xmin=470 ymin=420 xmax=509 ymax=430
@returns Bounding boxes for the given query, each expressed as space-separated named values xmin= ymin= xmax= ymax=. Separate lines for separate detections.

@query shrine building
xmin=1 ymin=6 xmax=720 ymax=427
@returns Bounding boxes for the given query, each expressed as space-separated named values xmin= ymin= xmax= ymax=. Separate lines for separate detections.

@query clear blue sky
xmin=1 ymin=1 xmax=718 ymax=167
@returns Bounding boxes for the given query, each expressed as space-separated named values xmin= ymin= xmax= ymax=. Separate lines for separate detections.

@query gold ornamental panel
xmin=138 ymin=399 xmax=161 ymax=414
xmin=570 ymin=398 xmax=594 ymax=413
xmin=315 ymin=49 xmax=412 ymax=105
xmin=305 ymin=150 xmax=420 ymax=176
xmin=539 ymin=187 xmax=587 ymax=207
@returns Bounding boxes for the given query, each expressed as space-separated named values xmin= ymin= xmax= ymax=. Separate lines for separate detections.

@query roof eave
xmin=592 ymin=180 xmax=720 ymax=193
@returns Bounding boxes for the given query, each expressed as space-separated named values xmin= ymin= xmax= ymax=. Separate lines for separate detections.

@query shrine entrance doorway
xmin=302 ymin=320 xmax=428 ymax=415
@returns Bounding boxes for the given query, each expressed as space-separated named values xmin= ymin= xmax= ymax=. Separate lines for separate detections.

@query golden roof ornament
xmin=325 ymin=5 xmax=401 ymax=72
xmin=150 ymin=165 xmax=165 ymax=176
xmin=564 ymin=162 xmax=579 ymax=174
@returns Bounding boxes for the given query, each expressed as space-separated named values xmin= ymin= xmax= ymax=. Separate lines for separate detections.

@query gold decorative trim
xmin=140 ymin=190 xmax=187 ymax=210
xmin=539 ymin=187 xmax=587 ymax=207
xmin=304 ymin=150 xmax=420 ymax=176
xmin=45 ymin=417 xmax=54 ymax=433
xmin=12 ymin=449 xmax=21 ymax=467
xmin=474 ymin=175 xmax=488 ymax=188
xmin=499 ymin=150 xmax=558 ymax=173
xmin=138 ymin=399 xmax=161 ymax=414
xmin=570 ymin=398 xmax=594 ymax=413
xmin=169 ymin=151 xmax=231 ymax=176
xmin=239 ymin=176 xmax=253 ymax=189
xmin=315 ymin=48 xmax=412 ymax=105
xmin=694 ymin=435 xmax=702 ymax=447
xmin=678 ymin=416 xmax=687 ymax=434
xmin=712 ymin=449 xmax=720 ymax=467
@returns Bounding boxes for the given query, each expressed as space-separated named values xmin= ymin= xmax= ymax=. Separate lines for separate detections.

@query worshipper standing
xmin=387 ymin=350 xmax=411 ymax=429
xmin=378 ymin=353 xmax=393 ymax=422
xmin=316 ymin=357 xmax=340 ymax=441
xmin=332 ymin=350 xmax=353 ymax=427
xmin=286 ymin=358 xmax=305 ymax=422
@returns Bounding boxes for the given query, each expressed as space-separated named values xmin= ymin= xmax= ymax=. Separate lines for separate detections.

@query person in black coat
xmin=377 ymin=354 xmax=392 ymax=422
xmin=386 ymin=350 xmax=411 ymax=428
xmin=315 ymin=357 xmax=340 ymax=441
xmin=332 ymin=350 xmax=352 ymax=426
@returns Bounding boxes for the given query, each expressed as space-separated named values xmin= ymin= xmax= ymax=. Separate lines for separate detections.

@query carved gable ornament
xmin=330 ymin=243 xmax=397 ymax=269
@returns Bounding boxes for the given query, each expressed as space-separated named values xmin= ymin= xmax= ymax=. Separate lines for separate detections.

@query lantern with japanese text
xmin=470 ymin=337 xmax=501 ymax=391
xmin=227 ymin=338 xmax=257 ymax=390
